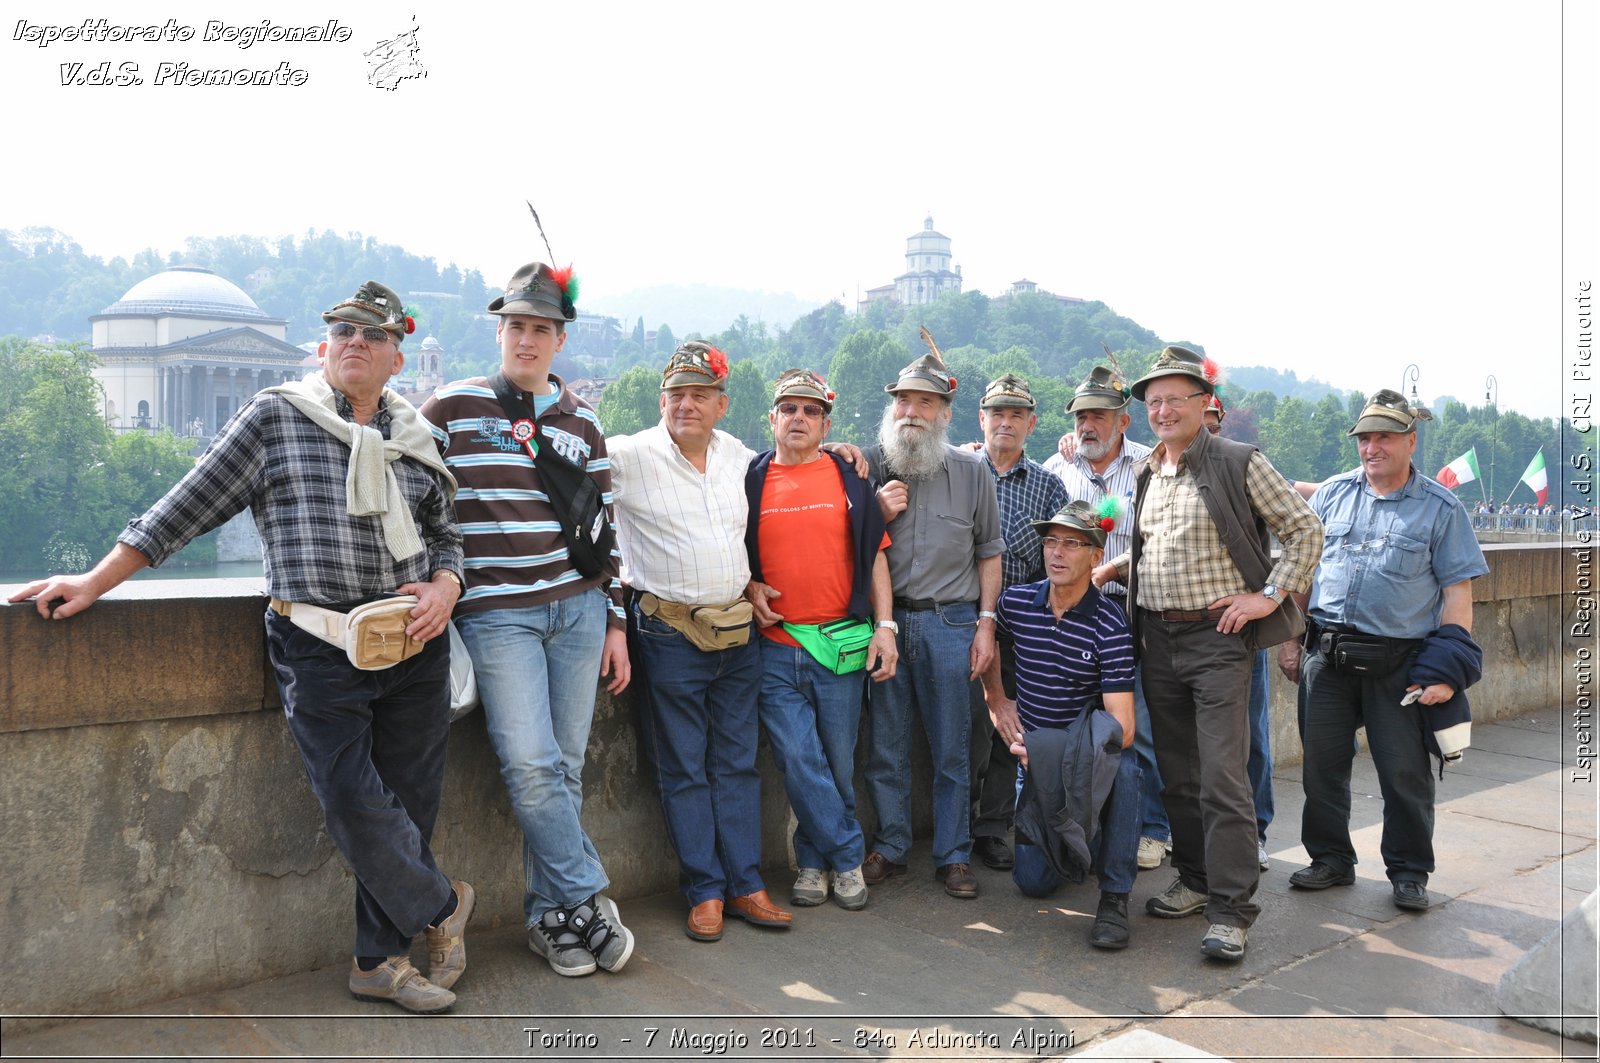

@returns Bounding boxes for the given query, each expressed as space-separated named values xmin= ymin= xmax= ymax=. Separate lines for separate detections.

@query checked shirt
xmin=119 ymin=390 xmax=462 ymax=605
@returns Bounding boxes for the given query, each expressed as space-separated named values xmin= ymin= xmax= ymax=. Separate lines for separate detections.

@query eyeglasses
xmin=329 ymin=322 xmax=395 ymax=345
xmin=775 ymin=402 xmax=827 ymax=419
xmin=1145 ymin=391 xmax=1206 ymax=411
xmin=1040 ymin=535 xmax=1095 ymax=552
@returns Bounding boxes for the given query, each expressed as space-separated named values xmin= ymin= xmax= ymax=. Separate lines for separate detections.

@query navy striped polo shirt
xmin=996 ymin=581 xmax=1136 ymax=731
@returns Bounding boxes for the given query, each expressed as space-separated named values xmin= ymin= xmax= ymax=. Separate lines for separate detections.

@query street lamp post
xmin=1402 ymin=363 xmax=1422 ymax=466
xmin=1485 ymin=374 xmax=1498 ymax=504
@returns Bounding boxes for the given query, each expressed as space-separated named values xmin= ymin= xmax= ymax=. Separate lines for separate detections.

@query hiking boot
xmin=1200 ymin=922 xmax=1247 ymax=962
xmin=791 ymin=867 xmax=829 ymax=907
xmin=348 ymin=957 xmax=455 ymax=1014
xmin=832 ymin=866 xmax=868 ymax=911
xmin=1089 ymin=891 xmax=1131 ymax=950
xmin=529 ymin=907 xmax=597 ymax=977
xmin=1145 ymin=876 xmax=1207 ymax=918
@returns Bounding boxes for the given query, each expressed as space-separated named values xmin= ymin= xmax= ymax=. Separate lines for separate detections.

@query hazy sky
xmin=3 ymin=1 xmax=1592 ymax=421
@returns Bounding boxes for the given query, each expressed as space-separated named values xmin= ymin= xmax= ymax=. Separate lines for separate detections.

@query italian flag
xmin=1519 ymin=449 xmax=1549 ymax=505
xmin=1436 ymin=448 xmax=1480 ymax=489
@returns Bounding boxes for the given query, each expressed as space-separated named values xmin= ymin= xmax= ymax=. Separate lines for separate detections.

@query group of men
xmin=9 ymin=261 xmax=1488 ymax=1010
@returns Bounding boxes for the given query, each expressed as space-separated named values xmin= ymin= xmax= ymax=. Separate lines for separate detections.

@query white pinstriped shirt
xmin=608 ymin=423 xmax=754 ymax=606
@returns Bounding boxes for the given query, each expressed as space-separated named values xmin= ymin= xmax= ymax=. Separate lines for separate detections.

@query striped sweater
xmin=419 ymin=374 xmax=624 ymax=627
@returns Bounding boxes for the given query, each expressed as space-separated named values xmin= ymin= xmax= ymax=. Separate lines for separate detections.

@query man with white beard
xmin=858 ymin=351 xmax=1003 ymax=899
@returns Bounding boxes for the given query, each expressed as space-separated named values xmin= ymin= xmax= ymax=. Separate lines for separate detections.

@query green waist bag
xmin=783 ymin=617 xmax=875 ymax=675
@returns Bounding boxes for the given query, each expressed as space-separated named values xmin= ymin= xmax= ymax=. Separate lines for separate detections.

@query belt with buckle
xmin=1146 ymin=606 xmax=1226 ymax=623
xmin=893 ymin=596 xmax=944 ymax=611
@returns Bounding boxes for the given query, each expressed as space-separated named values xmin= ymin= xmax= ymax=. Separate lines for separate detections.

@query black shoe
xmin=1289 ymin=861 xmax=1355 ymax=890
xmin=973 ymin=835 xmax=1014 ymax=871
xmin=1089 ymin=891 xmax=1130 ymax=950
xmin=1392 ymin=880 xmax=1430 ymax=911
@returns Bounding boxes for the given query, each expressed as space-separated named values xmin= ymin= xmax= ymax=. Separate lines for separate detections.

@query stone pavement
xmin=4 ymin=711 xmax=1594 ymax=1062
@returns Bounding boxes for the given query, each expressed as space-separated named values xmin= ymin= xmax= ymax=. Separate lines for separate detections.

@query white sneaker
xmin=832 ymin=866 xmax=868 ymax=911
xmin=1137 ymin=836 xmax=1167 ymax=870
xmin=1258 ymin=840 xmax=1270 ymax=870
xmin=1200 ymin=922 xmax=1247 ymax=962
xmin=791 ymin=867 xmax=829 ymax=907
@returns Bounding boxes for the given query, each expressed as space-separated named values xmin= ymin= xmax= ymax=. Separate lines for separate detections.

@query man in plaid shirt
xmin=1095 ymin=346 xmax=1321 ymax=964
xmin=968 ymin=373 xmax=1067 ymax=873
xmin=10 ymin=281 xmax=474 ymax=1014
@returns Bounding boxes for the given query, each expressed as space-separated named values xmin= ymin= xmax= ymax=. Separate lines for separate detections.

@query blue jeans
xmin=1131 ymin=666 xmax=1169 ymax=842
xmin=1138 ymin=651 xmax=1276 ymax=843
xmin=1012 ymin=746 xmax=1142 ymax=897
xmin=455 ymin=591 xmax=609 ymax=925
xmin=630 ymin=602 xmax=764 ymax=905
xmin=863 ymin=602 xmax=974 ymax=867
xmin=758 ymin=639 xmax=867 ymax=871
xmin=266 ymin=611 xmax=453 ymax=959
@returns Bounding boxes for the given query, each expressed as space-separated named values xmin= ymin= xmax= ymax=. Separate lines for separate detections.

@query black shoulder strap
xmin=487 ymin=372 xmax=530 ymax=425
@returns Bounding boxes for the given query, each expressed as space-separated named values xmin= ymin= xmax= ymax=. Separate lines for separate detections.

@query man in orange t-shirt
xmin=744 ymin=369 xmax=897 ymax=912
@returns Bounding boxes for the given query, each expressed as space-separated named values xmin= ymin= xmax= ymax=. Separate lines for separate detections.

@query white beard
xmin=879 ymin=404 xmax=950 ymax=480
xmin=1077 ymin=434 xmax=1117 ymax=462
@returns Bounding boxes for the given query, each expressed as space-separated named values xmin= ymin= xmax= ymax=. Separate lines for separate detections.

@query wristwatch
xmin=435 ymin=570 xmax=463 ymax=590
xmin=1262 ymin=584 xmax=1283 ymax=604
xmin=876 ymin=620 xmax=899 ymax=634
xmin=978 ymin=610 xmax=999 ymax=622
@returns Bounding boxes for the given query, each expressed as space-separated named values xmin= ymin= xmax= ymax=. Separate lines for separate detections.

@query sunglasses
xmin=775 ymin=402 xmax=827 ymax=419
xmin=329 ymin=322 xmax=395 ymax=344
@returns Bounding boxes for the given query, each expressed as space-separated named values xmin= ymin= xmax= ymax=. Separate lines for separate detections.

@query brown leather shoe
xmin=937 ymin=862 xmax=980 ymax=899
xmin=862 ymin=851 xmax=908 ymax=885
xmin=726 ymin=889 xmax=793 ymax=929
xmin=686 ymin=899 xmax=723 ymax=942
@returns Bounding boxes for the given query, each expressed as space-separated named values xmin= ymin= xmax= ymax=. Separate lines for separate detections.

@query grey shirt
xmin=865 ymin=444 xmax=1004 ymax=603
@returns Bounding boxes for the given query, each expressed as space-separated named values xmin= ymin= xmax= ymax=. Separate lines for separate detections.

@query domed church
xmin=91 ymin=266 xmax=308 ymax=437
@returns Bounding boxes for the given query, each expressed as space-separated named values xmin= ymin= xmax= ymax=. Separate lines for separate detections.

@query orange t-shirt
xmin=756 ymin=459 xmax=886 ymax=646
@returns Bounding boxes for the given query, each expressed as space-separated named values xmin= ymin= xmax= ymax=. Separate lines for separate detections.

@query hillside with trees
xmin=0 ymin=227 xmax=1580 ymax=573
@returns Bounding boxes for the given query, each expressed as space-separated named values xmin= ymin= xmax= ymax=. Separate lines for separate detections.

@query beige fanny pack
xmin=270 ymin=595 xmax=424 ymax=670
xmin=638 ymin=591 xmax=753 ymax=652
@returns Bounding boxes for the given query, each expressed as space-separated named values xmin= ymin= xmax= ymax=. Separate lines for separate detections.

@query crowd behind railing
xmin=1468 ymin=501 xmax=1595 ymax=535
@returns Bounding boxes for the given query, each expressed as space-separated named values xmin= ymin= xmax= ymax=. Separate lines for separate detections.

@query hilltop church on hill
xmin=858 ymin=215 xmax=1084 ymax=311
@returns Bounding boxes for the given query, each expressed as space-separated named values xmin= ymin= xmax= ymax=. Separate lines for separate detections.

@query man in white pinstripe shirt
xmin=609 ymin=341 xmax=793 ymax=945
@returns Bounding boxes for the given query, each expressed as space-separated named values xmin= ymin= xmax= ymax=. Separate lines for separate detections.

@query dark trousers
xmin=969 ymin=637 xmax=1018 ymax=839
xmin=1300 ymin=649 xmax=1435 ymax=883
xmin=266 ymin=612 xmax=454 ymax=958
xmin=1139 ymin=613 xmax=1259 ymax=928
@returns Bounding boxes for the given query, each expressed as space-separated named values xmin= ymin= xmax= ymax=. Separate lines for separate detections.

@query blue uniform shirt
xmin=1308 ymin=465 xmax=1488 ymax=639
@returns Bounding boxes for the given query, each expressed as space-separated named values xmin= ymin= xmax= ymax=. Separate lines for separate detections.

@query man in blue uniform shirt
xmin=1283 ymin=389 xmax=1488 ymax=912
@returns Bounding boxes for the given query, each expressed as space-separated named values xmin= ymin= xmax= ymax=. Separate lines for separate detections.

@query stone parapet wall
xmin=0 ymin=542 xmax=1579 ymax=1018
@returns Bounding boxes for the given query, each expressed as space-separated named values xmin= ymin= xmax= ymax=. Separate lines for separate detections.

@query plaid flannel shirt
xmin=1122 ymin=446 xmax=1320 ymax=612
xmin=119 ymin=391 xmax=462 ymax=605
xmin=984 ymin=452 xmax=1070 ymax=588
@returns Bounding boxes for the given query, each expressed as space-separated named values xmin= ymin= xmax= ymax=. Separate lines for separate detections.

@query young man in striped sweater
xmin=420 ymin=261 xmax=634 ymax=979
